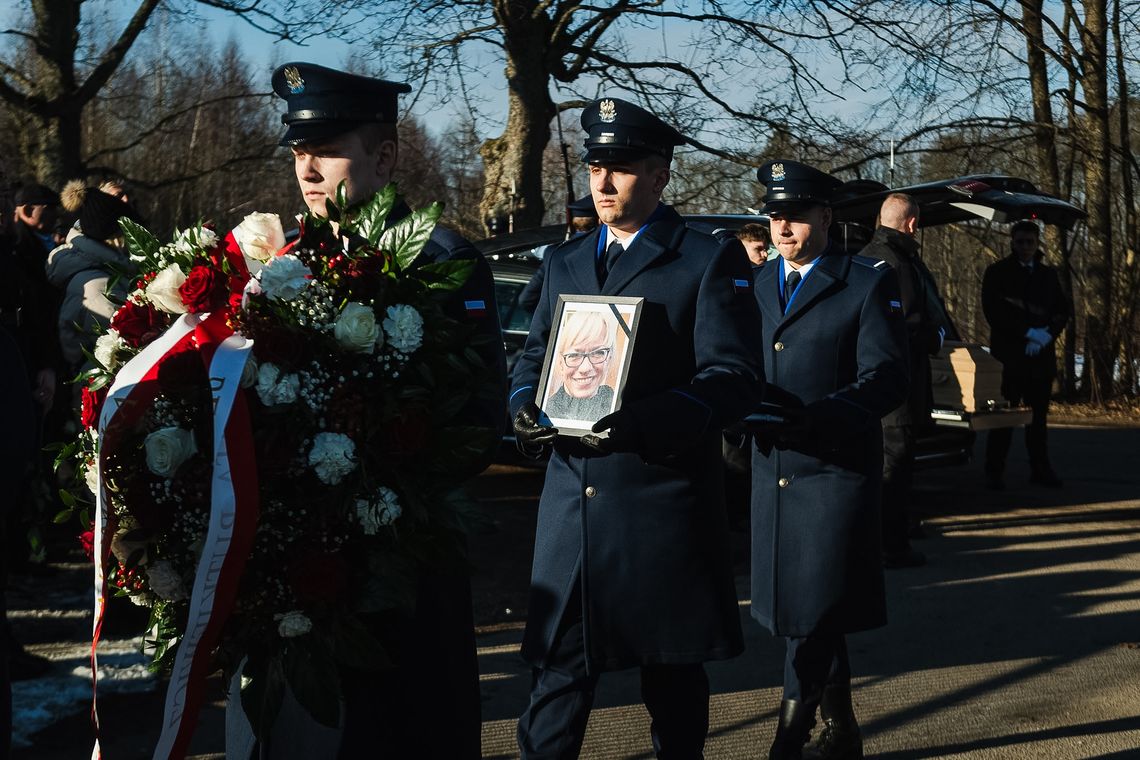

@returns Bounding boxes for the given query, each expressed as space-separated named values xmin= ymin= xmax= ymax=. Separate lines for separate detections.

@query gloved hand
xmin=580 ymin=409 xmax=641 ymax=454
xmin=1026 ymin=327 xmax=1052 ymax=346
xmin=1025 ymin=340 xmax=1044 ymax=357
xmin=513 ymin=402 xmax=558 ymax=454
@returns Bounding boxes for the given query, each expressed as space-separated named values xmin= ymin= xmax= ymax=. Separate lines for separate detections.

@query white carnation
xmin=355 ymin=486 xmax=403 ymax=535
xmin=232 ymin=212 xmax=285 ymax=275
xmin=308 ymin=432 xmax=357 ymax=485
xmin=258 ymin=254 xmax=311 ymax=301
xmin=240 ymin=354 xmax=259 ymax=389
xmin=334 ymin=302 xmax=380 ymax=354
xmin=146 ymin=265 xmax=189 ymax=314
xmin=94 ymin=330 xmax=126 ymax=370
xmin=144 ymin=426 xmax=198 ymax=477
xmin=145 ymin=560 xmax=188 ymax=602
xmin=383 ymin=304 xmax=424 ymax=354
xmin=255 ymin=362 xmax=300 ymax=406
xmin=274 ymin=610 xmax=312 ymax=638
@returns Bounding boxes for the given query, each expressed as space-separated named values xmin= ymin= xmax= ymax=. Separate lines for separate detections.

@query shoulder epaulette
xmin=850 ymin=255 xmax=890 ymax=270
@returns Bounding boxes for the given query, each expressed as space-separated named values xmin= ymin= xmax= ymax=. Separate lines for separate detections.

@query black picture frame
xmin=535 ymin=294 xmax=645 ymax=437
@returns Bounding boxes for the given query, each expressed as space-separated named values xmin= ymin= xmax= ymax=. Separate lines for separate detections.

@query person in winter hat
xmin=46 ymin=180 xmax=142 ymax=371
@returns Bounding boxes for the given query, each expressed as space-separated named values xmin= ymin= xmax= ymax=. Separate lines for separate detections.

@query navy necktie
xmin=784 ymin=269 xmax=801 ymax=310
xmin=599 ymin=239 xmax=623 ymax=286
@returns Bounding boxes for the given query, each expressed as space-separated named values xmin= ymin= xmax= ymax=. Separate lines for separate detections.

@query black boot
xmin=768 ymin=699 xmax=815 ymax=760
xmin=805 ymin=686 xmax=863 ymax=759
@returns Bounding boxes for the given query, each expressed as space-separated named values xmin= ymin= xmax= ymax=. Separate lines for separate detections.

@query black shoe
xmin=805 ymin=686 xmax=864 ymax=759
xmin=883 ymin=547 xmax=926 ymax=569
xmin=769 ymin=699 xmax=816 ymax=760
xmin=1030 ymin=470 xmax=1063 ymax=488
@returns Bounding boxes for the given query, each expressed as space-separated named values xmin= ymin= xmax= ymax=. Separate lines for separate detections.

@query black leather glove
xmin=513 ymin=402 xmax=558 ymax=454
xmin=580 ymin=409 xmax=640 ymax=454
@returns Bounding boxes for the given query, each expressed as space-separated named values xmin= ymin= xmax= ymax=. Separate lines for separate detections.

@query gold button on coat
xmin=778 ymin=477 xmax=790 ymax=488
xmin=774 ymin=341 xmax=785 ymax=351
xmin=585 ymin=486 xmax=597 ymax=498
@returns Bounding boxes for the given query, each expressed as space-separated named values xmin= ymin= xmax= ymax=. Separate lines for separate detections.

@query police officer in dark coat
xmin=226 ymin=62 xmax=507 ymax=760
xmin=510 ymin=97 xmax=764 ymax=759
xmin=982 ymin=219 xmax=1070 ymax=488
xmin=749 ymin=160 xmax=909 ymax=759
xmin=858 ymin=193 xmax=945 ymax=568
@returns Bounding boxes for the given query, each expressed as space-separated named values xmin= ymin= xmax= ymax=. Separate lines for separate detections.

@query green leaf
xmin=58 ymin=488 xmax=76 ymax=509
xmin=52 ymin=507 xmax=74 ymax=525
xmin=415 ymin=259 xmax=476 ymax=291
xmin=380 ymin=203 xmax=442 ymax=271
xmin=241 ymin=653 xmax=287 ymax=742
xmin=119 ymin=218 xmax=160 ymax=261
xmin=283 ymin=638 xmax=342 ymax=728
xmin=351 ymin=183 xmax=399 ymax=246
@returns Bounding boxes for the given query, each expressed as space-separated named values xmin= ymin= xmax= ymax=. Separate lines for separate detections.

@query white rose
xmin=110 ymin=516 xmax=146 ymax=565
xmin=258 ymin=254 xmax=311 ymax=302
xmin=334 ymin=302 xmax=380 ymax=354
xmin=94 ymin=330 xmax=125 ymax=370
xmin=84 ymin=460 xmax=100 ymax=497
xmin=355 ymin=486 xmax=402 ymax=535
xmin=274 ymin=610 xmax=312 ymax=638
xmin=308 ymin=432 xmax=357 ymax=485
xmin=240 ymin=354 xmax=259 ymax=389
xmin=255 ymin=362 xmax=300 ymax=406
xmin=383 ymin=304 xmax=424 ymax=354
xmin=145 ymin=560 xmax=188 ymax=602
xmin=232 ymin=212 xmax=286 ymax=276
xmin=143 ymin=426 xmax=198 ymax=477
xmin=146 ymin=265 xmax=189 ymax=314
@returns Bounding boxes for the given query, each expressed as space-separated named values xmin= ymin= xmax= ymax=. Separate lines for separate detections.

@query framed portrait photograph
xmin=536 ymin=295 xmax=644 ymax=437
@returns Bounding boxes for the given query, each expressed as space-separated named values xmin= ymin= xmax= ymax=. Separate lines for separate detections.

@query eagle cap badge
xmin=284 ymin=66 xmax=305 ymax=95
xmin=598 ymin=99 xmax=617 ymax=123
xmin=771 ymin=163 xmax=785 ymax=182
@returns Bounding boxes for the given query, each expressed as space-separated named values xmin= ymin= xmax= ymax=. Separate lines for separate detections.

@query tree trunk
xmin=479 ymin=2 xmax=555 ymax=234
xmin=1076 ymin=0 xmax=1115 ymax=401
xmin=1021 ymin=0 xmax=1078 ymax=398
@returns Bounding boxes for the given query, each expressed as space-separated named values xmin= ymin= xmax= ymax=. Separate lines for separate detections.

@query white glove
xmin=1025 ymin=327 xmax=1052 ymax=346
xmin=1025 ymin=340 xmax=1044 ymax=357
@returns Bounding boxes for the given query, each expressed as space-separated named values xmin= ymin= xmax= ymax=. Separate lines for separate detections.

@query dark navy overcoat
xmin=509 ymin=205 xmax=763 ymax=671
xmin=750 ymin=249 xmax=908 ymax=637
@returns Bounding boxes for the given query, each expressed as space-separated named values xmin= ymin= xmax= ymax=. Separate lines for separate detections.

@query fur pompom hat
xmin=61 ymin=180 xmax=143 ymax=243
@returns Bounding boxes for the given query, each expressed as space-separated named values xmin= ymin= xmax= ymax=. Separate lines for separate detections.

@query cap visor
xmin=279 ymin=120 xmax=360 ymax=147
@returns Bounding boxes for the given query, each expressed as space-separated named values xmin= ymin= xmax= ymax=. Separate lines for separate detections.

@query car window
xmin=495 ymin=280 xmax=533 ymax=332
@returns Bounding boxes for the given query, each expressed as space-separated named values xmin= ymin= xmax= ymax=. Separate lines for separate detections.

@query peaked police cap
xmin=756 ymin=159 xmax=844 ymax=213
xmin=272 ymin=62 xmax=411 ymax=146
xmin=580 ymin=97 xmax=686 ymax=163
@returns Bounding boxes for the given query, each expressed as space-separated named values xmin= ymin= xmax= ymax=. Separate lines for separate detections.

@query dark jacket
xmin=750 ymin=249 xmax=909 ymax=637
xmin=1 ymin=223 xmax=62 ymax=377
xmin=509 ymin=205 xmax=764 ymax=670
xmin=859 ymin=226 xmax=943 ymax=426
xmin=982 ymin=252 xmax=1070 ymax=377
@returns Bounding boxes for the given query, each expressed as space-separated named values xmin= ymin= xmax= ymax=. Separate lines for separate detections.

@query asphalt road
xmin=11 ymin=423 xmax=1140 ymax=759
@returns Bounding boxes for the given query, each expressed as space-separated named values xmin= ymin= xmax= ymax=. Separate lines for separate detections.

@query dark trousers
xmin=986 ymin=362 xmax=1053 ymax=477
xmin=881 ymin=422 xmax=914 ymax=553
xmin=782 ymin=634 xmax=850 ymax=707
xmin=517 ymin=589 xmax=710 ymax=760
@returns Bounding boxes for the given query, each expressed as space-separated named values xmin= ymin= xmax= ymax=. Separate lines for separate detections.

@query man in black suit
xmin=982 ymin=220 xmax=1070 ymax=488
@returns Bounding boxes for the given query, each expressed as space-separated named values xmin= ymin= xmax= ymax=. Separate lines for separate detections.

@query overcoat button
xmin=778 ymin=477 xmax=790 ymax=488
xmin=774 ymin=341 xmax=785 ymax=351
xmin=585 ymin=486 xmax=597 ymax=498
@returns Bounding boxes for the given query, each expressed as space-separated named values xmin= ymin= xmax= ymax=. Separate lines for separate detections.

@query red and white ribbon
xmin=92 ymin=311 xmax=259 ymax=760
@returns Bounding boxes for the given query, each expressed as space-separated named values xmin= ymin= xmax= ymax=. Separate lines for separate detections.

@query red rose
xmin=78 ymin=526 xmax=95 ymax=562
xmin=80 ymin=384 xmax=107 ymax=429
xmin=288 ymin=550 xmax=349 ymax=605
xmin=342 ymin=256 xmax=388 ymax=301
xmin=179 ymin=263 xmax=228 ymax=313
xmin=110 ymin=301 xmax=167 ymax=347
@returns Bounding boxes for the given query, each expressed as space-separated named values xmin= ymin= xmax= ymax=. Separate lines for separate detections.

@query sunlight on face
xmin=291 ymin=131 xmax=389 ymax=215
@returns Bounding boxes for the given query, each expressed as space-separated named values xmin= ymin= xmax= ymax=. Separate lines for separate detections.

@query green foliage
xmin=380 ymin=202 xmax=443 ymax=270
xmin=119 ymin=218 xmax=160 ymax=262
